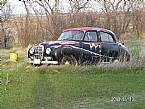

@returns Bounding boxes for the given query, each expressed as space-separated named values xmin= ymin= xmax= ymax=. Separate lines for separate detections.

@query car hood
xmin=40 ymin=40 xmax=79 ymax=47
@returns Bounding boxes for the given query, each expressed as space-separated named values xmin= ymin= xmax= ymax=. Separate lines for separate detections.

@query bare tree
xmin=0 ymin=0 xmax=13 ymax=47
xmin=34 ymin=0 xmax=61 ymax=38
xmin=10 ymin=0 xmax=145 ymax=47
xmin=68 ymin=0 xmax=90 ymax=13
xmin=93 ymin=0 xmax=133 ymax=39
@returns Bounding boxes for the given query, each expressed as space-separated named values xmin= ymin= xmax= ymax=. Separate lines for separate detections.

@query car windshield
xmin=58 ymin=30 xmax=84 ymax=41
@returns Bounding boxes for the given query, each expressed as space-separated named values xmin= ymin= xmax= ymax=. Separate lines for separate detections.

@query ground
xmin=0 ymin=38 xmax=145 ymax=109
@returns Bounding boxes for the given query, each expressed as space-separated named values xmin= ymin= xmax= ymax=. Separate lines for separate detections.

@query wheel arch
xmin=61 ymin=46 xmax=81 ymax=62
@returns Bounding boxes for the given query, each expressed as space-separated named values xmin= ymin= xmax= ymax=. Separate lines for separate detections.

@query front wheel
xmin=61 ymin=55 xmax=78 ymax=65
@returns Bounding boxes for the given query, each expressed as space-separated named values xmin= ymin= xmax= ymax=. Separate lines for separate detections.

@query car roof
xmin=64 ymin=27 xmax=117 ymax=40
xmin=64 ymin=27 xmax=111 ymax=32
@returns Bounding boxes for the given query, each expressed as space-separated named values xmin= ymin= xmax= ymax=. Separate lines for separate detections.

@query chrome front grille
xmin=34 ymin=45 xmax=44 ymax=60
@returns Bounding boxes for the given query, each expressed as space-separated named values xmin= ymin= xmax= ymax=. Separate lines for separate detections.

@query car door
xmin=98 ymin=31 xmax=119 ymax=61
xmin=81 ymin=30 xmax=100 ymax=63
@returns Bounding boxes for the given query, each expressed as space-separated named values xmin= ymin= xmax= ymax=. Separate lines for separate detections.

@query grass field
xmin=1 ymin=65 xmax=145 ymax=109
xmin=1 ymin=38 xmax=145 ymax=109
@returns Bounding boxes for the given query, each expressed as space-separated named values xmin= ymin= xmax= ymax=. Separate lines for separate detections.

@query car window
xmin=100 ymin=32 xmax=114 ymax=42
xmin=84 ymin=31 xmax=97 ymax=42
xmin=58 ymin=30 xmax=84 ymax=41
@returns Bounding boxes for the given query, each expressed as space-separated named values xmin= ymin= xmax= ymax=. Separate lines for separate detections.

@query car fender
xmin=61 ymin=45 xmax=82 ymax=61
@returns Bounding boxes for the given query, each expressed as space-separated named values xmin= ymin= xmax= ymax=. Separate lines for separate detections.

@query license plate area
xmin=33 ymin=59 xmax=41 ymax=65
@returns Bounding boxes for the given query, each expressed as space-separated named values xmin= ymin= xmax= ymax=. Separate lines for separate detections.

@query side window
xmin=72 ymin=31 xmax=84 ymax=40
xmin=84 ymin=31 xmax=97 ymax=41
xmin=100 ymin=32 xmax=114 ymax=42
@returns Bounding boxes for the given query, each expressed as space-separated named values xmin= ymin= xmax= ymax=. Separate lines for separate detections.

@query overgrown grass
xmin=125 ymin=33 xmax=145 ymax=64
xmin=1 ymin=37 xmax=145 ymax=109
xmin=1 ymin=65 xmax=145 ymax=109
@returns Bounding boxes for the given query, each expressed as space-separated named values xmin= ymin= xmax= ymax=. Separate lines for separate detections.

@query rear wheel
xmin=61 ymin=55 xmax=78 ymax=65
xmin=118 ymin=53 xmax=130 ymax=62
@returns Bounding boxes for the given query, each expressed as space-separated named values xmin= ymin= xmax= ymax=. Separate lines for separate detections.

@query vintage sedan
xmin=28 ymin=27 xmax=130 ymax=65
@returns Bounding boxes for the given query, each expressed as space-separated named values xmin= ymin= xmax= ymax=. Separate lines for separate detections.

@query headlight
xmin=46 ymin=48 xmax=51 ymax=54
xmin=29 ymin=48 xmax=34 ymax=54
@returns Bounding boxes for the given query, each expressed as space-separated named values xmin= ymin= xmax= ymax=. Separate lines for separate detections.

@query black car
xmin=28 ymin=27 xmax=130 ymax=65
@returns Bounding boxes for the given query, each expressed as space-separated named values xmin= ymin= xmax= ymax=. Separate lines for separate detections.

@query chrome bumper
xmin=29 ymin=59 xmax=58 ymax=65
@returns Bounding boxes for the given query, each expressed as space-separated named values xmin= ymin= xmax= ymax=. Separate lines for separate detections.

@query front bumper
xmin=29 ymin=58 xmax=58 ymax=65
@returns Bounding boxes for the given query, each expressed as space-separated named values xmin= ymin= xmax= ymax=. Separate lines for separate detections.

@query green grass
xmin=125 ymin=33 xmax=145 ymax=64
xmin=1 ymin=65 xmax=145 ymax=109
xmin=1 ymin=37 xmax=145 ymax=109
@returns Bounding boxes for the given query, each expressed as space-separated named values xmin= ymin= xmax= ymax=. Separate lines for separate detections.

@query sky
xmin=0 ymin=0 xmax=26 ymax=14
xmin=1 ymin=0 xmax=101 ymax=15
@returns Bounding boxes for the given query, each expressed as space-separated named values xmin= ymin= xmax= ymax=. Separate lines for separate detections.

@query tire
xmin=61 ymin=55 xmax=78 ymax=65
xmin=119 ymin=53 xmax=130 ymax=62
